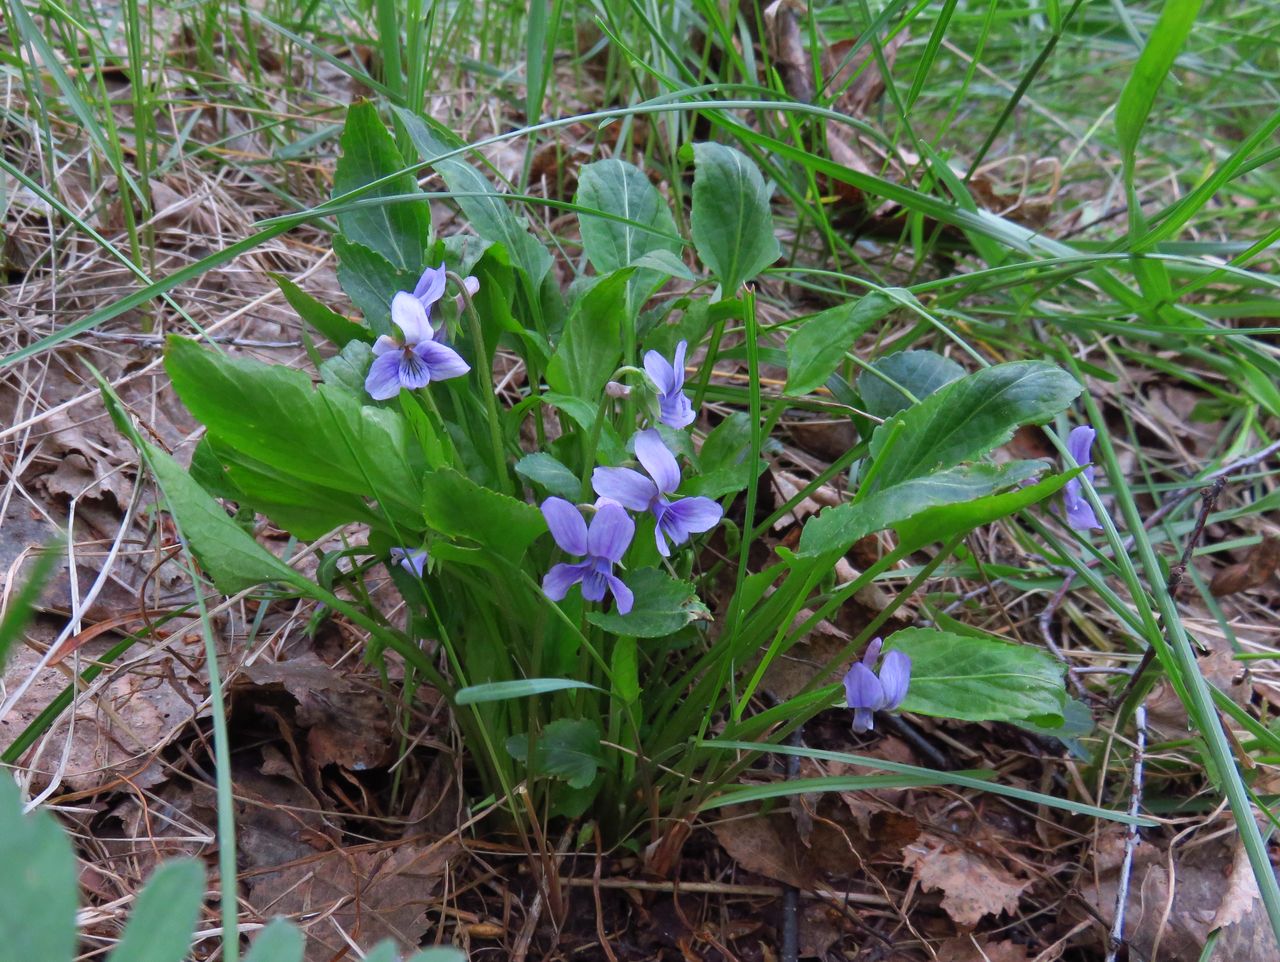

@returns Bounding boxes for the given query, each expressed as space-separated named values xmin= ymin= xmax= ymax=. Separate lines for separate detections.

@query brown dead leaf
xmin=1211 ymin=534 xmax=1280 ymax=596
xmin=247 ymin=839 xmax=462 ymax=962
xmin=902 ymin=833 xmax=1029 ymax=927
xmin=1146 ymin=643 xmax=1248 ymax=732
xmin=764 ymin=0 xmax=814 ymax=104
xmin=938 ymin=936 xmax=1037 ymax=962
xmin=712 ymin=809 xmax=813 ymax=889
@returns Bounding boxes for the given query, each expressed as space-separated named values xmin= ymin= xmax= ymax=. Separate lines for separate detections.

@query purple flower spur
xmin=540 ymin=497 xmax=636 ymax=614
xmin=389 ymin=546 xmax=428 ymax=578
xmin=643 ymin=340 xmax=696 ymax=429
xmin=1062 ymin=425 xmax=1101 ymax=531
xmin=365 ymin=265 xmax=471 ymax=400
xmin=843 ymin=638 xmax=911 ymax=734
xmin=591 ymin=429 xmax=722 ymax=557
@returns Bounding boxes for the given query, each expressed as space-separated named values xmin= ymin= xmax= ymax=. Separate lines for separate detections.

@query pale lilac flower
xmin=843 ymin=638 xmax=911 ymax=734
xmin=541 ymin=497 xmax=635 ymax=614
xmin=591 ymin=428 xmax=722 ymax=557
xmin=365 ymin=290 xmax=471 ymax=400
xmin=453 ymin=275 xmax=479 ymax=313
xmin=1063 ymin=425 xmax=1101 ymax=531
xmin=644 ymin=340 xmax=695 ymax=429
xmin=390 ymin=546 xmax=428 ymax=578
xmin=412 ymin=262 xmax=448 ymax=310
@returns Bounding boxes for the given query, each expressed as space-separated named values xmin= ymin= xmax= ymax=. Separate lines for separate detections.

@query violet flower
xmin=541 ymin=497 xmax=635 ymax=614
xmin=644 ymin=340 xmax=696 ymax=429
xmin=843 ymin=638 xmax=911 ymax=734
xmin=365 ymin=269 xmax=471 ymax=400
xmin=592 ymin=429 xmax=723 ymax=557
xmin=1063 ymin=425 xmax=1101 ymax=531
xmin=390 ymin=546 xmax=428 ymax=578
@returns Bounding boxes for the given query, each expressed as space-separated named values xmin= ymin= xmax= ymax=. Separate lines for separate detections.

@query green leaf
xmin=884 ymin=627 xmax=1066 ymax=726
xmin=166 ymin=336 xmax=423 ymax=526
xmin=858 ymin=349 xmax=965 ymax=419
xmin=0 ymin=543 xmax=61 ymax=671
xmin=1116 ymin=0 xmax=1204 ymax=168
xmin=406 ymin=950 xmax=467 ymax=962
xmin=895 ymin=469 xmax=1076 ymax=552
xmin=333 ymin=237 xmax=417 ymax=337
xmin=394 ymin=107 xmax=552 ymax=286
xmin=362 ymin=943 xmax=401 ymax=962
xmin=422 ymin=467 xmax=546 ymax=561
xmin=515 ymin=452 xmax=581 ymax=500
xmin=333 ymin=101 xmax=429 ymax=272
xmin=272 ymin=273 xmax=371 ymax=348
xmin=576 ymin=159 xmax=682 ymax=305
xmin=456 ymin=678 xmax=603 ymax=704
xmin=106 ymin=859 xmax=205 ymax=962
xmin=506 ymin=718 xmax=604 ymax=789
xmin=785 ymin=292 xmax=902 ymax=396
xmin=243 ymin=919 xmax=305 ymax=962
xmin=798 ymin=461 xmax=1046 ymax=557
xmin=545 ymin=269 xmax=629 ymax=402
xmin=318 ymin=340 xmax=375 ymax=396
xmin=688 ymin=142 xmax=780 ymax=293
xmin=587 ymin=568 xmax=709 ymax=638
xmin=868 ymin=360 xmax=1080 ymax=492
xmin=0 ymin=778 xmax=78 ymax=962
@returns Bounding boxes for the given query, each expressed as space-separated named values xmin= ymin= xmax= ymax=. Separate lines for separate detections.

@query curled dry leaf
xmin=938 ymin=936 xmax=1040 ymax=962
xmin=902 ymin=832 xmax=1029 ymax=927
xmin=1211 ymin=534 xmax=1280 ymax=596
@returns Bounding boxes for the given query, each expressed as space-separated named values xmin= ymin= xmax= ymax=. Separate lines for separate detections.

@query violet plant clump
xmin=843 ymin=639 xmax=912 ymax=734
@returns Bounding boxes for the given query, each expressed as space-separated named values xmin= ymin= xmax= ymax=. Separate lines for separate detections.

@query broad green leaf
xmin=884 ymin=627 xmax=1066 ymax=726
xmin=867 ymin=361 xmax=1080 ymax=492
xmin=362 ymin=943 xmax=401 ymax=962
xmin=576 ymin=159 xmax=681 ymax=305
xmin=166 ymin=337 xmax=423 ymax=526
xmin=785 ymin=292 xmax=902 ymax=396
xmin=244 ymin=919 xmax=304 ymax=962
xmin=394 ymin=107 xmax=552 ymax=286
xmin=272 ymin=273 xmax=371 ymax=347
xmin=318 ymin=340 xmax=375 ymax=396
xmin=106 ymin=859 xmax=205 ymax=962
xmin=422 ymin=467 xmax=546 ymax=561
xmin=515 ymin=452 xmax=581 ymax=500
xmin=587 ymin=569 xmax=709 ymax=638
xmin=895 ymin=469 xmax=1075 ymax=552
xmin=1116 ymin=0 xmax=1204 ymax=168
xmin=545 ymin=269 xmax=629 ymax=403
xmin=456 ymin=678 xmax=603 ymax=704
xmin=506 ymin=718 xmax=604 ymax=789
xmin=688 ymin=142 xmax=780 ymax=293
xmin=0 ymin=778 xmax=78 ymax=962
xmin=333 ymin=101 xmax=429 ymax=272
xmin=858 ymin=349 xmax=965 ymax=419
xmin=332 ymin=236 xmax=417 ymax=337
xmin=798 ymin=461 xmax=1045 ymax=557
xmin=0 ymin=544 xmax=61 ymax=670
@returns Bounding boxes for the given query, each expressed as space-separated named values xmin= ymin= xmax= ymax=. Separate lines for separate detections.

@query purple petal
xmin=879 ymin=650 xmax=911 ymax=710
xmin=671 ymin=340 xmax=687 ymax=391
xmin=587 ymin=500 xmax=635 ymax=563
xmin=860 ymin=637 xmax=883 ymax=668
xmin=397 ymin=345 xmax=433 ymax=390
xmin=606 ymin=573 xmax=634 ymax=614
xmin=843 ymin=662 xmax=885 ymax=711
xmin=643 ymin=349 xmax=676 ymax=396
xmin=372 ymin=334 xmax=398 ymax=356
xmin=391 ymin=291 xmax=432 ymax=344
xmin=412 ymin=263 xmax=448 ymax=309
xmin=591 ymin=466 xmax=657 ymax=512
xmin=390 ymin=546 xmax=428 ymax=578
xmin=580 ymin=561 xmax=609 ymax=602
xmin=851 ymin=707 xmax=876 ymax=734
xmin=634 ymin=428 xmax=681 ymax=494
xmin=1067 ymin=425 xmax=1095 ymax=469
xmin=415 ymin=340 xmax=471 ymax=381
xmin=653 ymin=518 xmax=672 ymax=557
xmin=658 ymin=392 xmax=695 ymax=429
xmin=543 ymin=561 xmax=588 ymax=601
xmin=365 ymin=351 xmax=404 ymax=400
xmin=664 ymin=496 xmax=722 ymax=536
xmin=541 ymin=497 xmax=589 ymax=555
xmin=1064 ymin=479 xmax=1101 ymax=531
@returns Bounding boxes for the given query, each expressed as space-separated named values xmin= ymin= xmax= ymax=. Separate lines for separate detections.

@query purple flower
xmin=365 ymin=272 xmax=471 ymax=400
xmin=541 ymin=497 xmax=635 ymax=614
xmin=591 ymin=429 xmax=723 ymax=557
xmin=843 ymin=638 xmax=911 ymax=734
xmin=644 ymin=340 xmax=696 ymax=429
xmin=1063 ymin=425 xmax=1101 ymax=531
xmin=390 ymin=546 xmax=428 ymax=577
